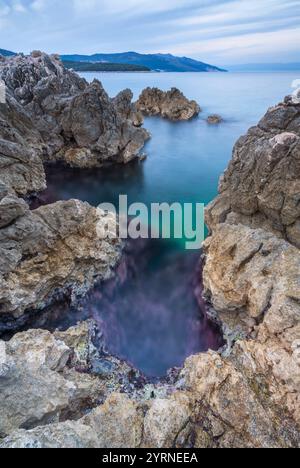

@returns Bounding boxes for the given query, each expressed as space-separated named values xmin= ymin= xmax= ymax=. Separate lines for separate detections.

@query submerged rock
xmin=207 ymin=114 xmax=223 ymax=124
xmin=136 ymin=87 xmax=200 ymax=121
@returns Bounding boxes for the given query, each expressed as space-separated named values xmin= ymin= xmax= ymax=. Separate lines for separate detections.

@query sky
xmin=0 ymin=0 xmax=299 ymax=65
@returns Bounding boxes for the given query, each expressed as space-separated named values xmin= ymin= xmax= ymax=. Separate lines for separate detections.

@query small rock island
xmin=136 ymin=87 xmax=201 ymax=121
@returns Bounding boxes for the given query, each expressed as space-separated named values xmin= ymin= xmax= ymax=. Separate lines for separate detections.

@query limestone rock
xmin=83 ymin=393 xmax=144 ymax=448
xmin=180 ymin=352 xmax=299 ymax=448
xmin=206 ymin=100 xmax=300 ymax=247
xmin=112 ymin=89 xmax=144 ymax=127
xmin=0 ymin=322 xmax=145 ymax=441
xmin=0 ymin=328 xmax=92 ymax=438
xmin=0 ymin=199 xmax=121 ymax=326
xmin=0 ymin=421 xmax=100 ymax=449
xmin=201 ymin=95 xmax=300 ymax=445
xmin=0 ymin=91 xmax=46 ymax=195
xmin=143 ymin=393 xmax=191 ymax=448
xmin=136 ymin=87 xmax=200 ymax=121
xmin=0 ymin=184 xmax=28 ymax=228
xmin=0 ymin=393 xmax=144 ymax=449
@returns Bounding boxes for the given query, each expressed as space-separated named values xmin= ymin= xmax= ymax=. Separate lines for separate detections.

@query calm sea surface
xmin=43 ymin=72 xmax=297 ymax=377
xmin=49 ymin=71 xmax=297 ymax=216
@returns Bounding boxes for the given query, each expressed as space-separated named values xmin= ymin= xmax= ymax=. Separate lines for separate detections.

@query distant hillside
xmin=61 ymin=52 xmax=226 ymax=73
xmin=226 ymin=63 xmax=300 ymax=72
xmin=63 ymin=60 xmax=150 ymax=72
xmin=0 ymin=48 xmax=16 ymax=57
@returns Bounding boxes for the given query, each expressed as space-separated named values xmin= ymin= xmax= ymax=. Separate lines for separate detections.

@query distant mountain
xmin=226 ymin=63 xmax=300 ymax=72
xmin=0 ymin=48 xmax=16 ymax=57
xmin=61 ymin=52 xmax=226 ymax=73
xmin=63 ymin=60 xmax=150 ymax=72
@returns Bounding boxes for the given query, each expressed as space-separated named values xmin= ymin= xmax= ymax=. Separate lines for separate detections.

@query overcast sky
xmin=0 ymin=0 xmax=299 ymax=65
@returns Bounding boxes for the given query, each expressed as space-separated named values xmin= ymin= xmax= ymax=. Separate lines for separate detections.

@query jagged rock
xmin=0 ymin=199 xmax=121 ymax=326
xmin=136 ymin=87 xmax=200 ymax=121
xmin=0 ymin=90 xmax=46 ymax=195
xmin=207 ymin=114 xmax=223 ymax=124
xmin=180 ymin=352 xmax=299 ymax=448
xmin=0 ymin=328 xmax=92 ymax=438
xmin=0 ymin=52 xmax=149 ymax=171
xmin=83 ymin=393 xmax=144 ymax=448
xmin=112 ymin=89 xmax=144 ymax=127
xmin=0 ymin=393 xmax=143 ymax=449
xmin=0 ymin=322 xmax=146 ymax=441
xmin=0 ymin=68 xmax=299 ymax=449
xmin=203 ymin=223 xmax=299 ymax=323
xmin=143 ymin=393 xmax=191 ymax=448
xmin=0 ymin=184 xmax=28 ymax=228
xmin=1 ymin=346 xmax=298 ymax=448
xmin=202 ymin=223 xmax=300 ymax=422
xmin=206 ymin=99 xmax=300 ymax=247
xmin=201 ymin=95 xmax=300 ymax=445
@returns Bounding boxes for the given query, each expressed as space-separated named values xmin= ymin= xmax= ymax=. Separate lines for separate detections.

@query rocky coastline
xmin=0 ymin=52 xmax=299 ymax=448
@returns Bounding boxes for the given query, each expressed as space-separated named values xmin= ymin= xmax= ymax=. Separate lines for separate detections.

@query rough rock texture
xmin=1 ymin=333 xmax=298 ymax=448
xmin=0 ymin=80 xmax=299 ymax=448
xmin=136 ymin=87 xmax=200 ymax=121
xmin=0 ymin=52 xmax=149 ymax=171
xmin=201 ymin=95 xmax=300 ymax=445
xmin=0 ymin=198 xmax=121 ymax=328
xmin=206 ymin=98 xmax=300 ymax=247
xmin=0 ymin=321 xmax=145 ymax=440
xmin=112 ymin=89 xmax=144 ymax=128
xmin=0 ymin=90 xmax=46 ymax=195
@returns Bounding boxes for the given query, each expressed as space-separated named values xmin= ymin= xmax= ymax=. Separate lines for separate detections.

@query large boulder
xmin=136 ymin=87 xmax=200 ymax=121
xmin=0 ymin=199 xmax=121 ymax=328
xmin=0 ymin=322 xmax=140 ymax=440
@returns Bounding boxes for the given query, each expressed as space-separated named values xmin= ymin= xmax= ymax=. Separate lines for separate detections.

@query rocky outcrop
xmin=0 ymin=198 xmax=121 ymax=329
xmin=0 ymin=89 xmax=46 ymax=195
xmin=136 ymin=87 xmax=200 ymax=121
xmin=0 ymin=52 xmax=149 ymax=171
xmin=201 ymin=95 xmax=300 ymax=445
xmin=206 ymin=99 xmax=300 ymax=247
xmin=112 ymin=89 xmax=144 ymax=128
xmin=1 ymin=326 xmax=298 ymax=448
xmin=0 ymin=321 xmax=145 ymax=441
xmin=0 ymin=52 xmax=135 ymax=329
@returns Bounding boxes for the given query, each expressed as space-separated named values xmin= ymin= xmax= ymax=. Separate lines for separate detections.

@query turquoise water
xmin=48 ymin=71 xmax=297 ymax=219
xmin=41 ymin=72 xmax=298 ymax=377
